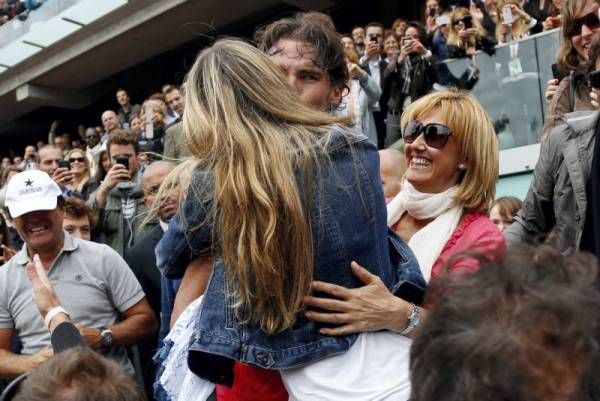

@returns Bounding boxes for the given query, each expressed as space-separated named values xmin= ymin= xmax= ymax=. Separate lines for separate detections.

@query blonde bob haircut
xmin=183 ymin=39 xmax=348 ymax=334
xmin=400 ymin=89 xmax=499 ymax=213
xmin=446 ymin=7 xmax=488 ymax=48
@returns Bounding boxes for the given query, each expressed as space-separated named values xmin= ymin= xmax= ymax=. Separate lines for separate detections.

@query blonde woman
xmin=65 ymin=148 xmax=98 ymax=201
xmin=447 ymin=7 xmax=496 ymax=58
xmin=154 ymin=39 xmax=424 ymax=400
xmin=306 ymin=89 xmax=506 ymax=368
xmin=138 ymin=99 xmax=167 ymax=155
xmin=496 ymin=0 xmax=539 ymax=43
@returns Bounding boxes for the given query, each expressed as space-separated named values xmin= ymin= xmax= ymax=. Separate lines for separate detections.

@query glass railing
xmin=0 ymin=0 xmax=81 ymax=49
xmin=440 ymin=29 xmax=560 ymax=151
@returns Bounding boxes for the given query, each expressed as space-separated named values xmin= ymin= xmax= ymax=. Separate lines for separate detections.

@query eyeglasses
xmin=452 ymin=15 xmax=471 ymax=26
xmin=572 ymin=11 xmax=600 ymax=35
xmin=69 ymin=157 xmax=85 ymax=163
xmin=402 ymin=121 xmax=453 ymax=149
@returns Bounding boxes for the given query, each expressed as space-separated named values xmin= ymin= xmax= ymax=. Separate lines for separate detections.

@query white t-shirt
xmin=281 ymin=331 xmax=412 ymax=401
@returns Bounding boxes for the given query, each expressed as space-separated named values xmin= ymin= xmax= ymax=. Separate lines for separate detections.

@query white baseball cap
xmin=5 ymin=170 xmax=62 ymax=218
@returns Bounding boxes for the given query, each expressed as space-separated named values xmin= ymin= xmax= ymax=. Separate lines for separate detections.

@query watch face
xmin=101 ymin=330 xmax=113 ymax=347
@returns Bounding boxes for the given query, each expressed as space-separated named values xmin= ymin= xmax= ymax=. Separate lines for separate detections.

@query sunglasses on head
xmin=572 ymin=11 xmax=600 ymax=35
xmin=403 ymin=120 xmax=453 ymax=149
xmin=69 ymin=157 xmax=85 ymax=163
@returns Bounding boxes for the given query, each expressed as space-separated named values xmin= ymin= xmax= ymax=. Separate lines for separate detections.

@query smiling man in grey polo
xmin=0 ymin=170 xmax=157 ymax=378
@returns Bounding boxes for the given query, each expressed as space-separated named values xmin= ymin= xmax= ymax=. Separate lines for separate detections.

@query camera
xmin=428 ymin=7 xmax=436 ymax=17
xmin=463 ymin=15 xmax=473 ymax=29
xmin=369 ymin=34 xmax=378 ymax=43
xmin=115 ymin=155 xmax=129 ymax=170
xmin=589 ymin=70 xmax=600 ymax=89
xmin=402 ymin=36 xmax=412 ymax=46
xmin=58 ymin=160 xmax=70 ymax=170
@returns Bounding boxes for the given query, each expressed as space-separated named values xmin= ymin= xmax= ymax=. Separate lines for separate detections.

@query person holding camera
xmin=446 ymin=7 xmax=496 ymax=58
xmin=425 ymin=0 xmax=442 ymax=34
xmin=505 ymin=31 xmax=600 ymax=258
xmin=496 ymin=0 xmax=541 ymax=43
xmin=359 ymin=22 xmax=387 ymax=147
xmin=381 ymin=21 xmax=438 ymax=147
xmin=88 ymin=130 xmax=149 ymax=256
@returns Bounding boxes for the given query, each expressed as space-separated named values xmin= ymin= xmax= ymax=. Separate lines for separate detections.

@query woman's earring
xmin=458 ymin=163 xmax=466 ymax=170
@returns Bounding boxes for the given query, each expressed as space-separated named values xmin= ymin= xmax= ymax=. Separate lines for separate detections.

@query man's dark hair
xmin=254 ymin=11 xmax=349 ymax=90
xmin=107 ymin=129 xmax=139 ymax=156
xmin=115 ymin=87 xmax=128 ymax=95
xmin=13 ymin=347 xmax=143 ymax=401
xmin=63 ymin=197 xmax=97 ymax=227
xmin=162 ymin=84 xmax=180 ymax=95
xmin=365 ymin=22 xmax=385 ymax=32
xmin=410 ymin=245 xmax=600 ymax=401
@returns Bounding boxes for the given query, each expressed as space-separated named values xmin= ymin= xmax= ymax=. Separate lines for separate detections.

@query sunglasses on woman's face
xmin=403 ymin=120 xmax=453 ymax=149
xmin=572 ymin=11 xmax=600 ymax=35
xmin=69 ymin=157 xmax=85 ymax=163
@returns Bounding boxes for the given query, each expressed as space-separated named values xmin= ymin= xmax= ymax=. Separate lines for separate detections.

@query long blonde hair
xmin=65 ymin=149 xmax=90 ymax=193
xmin=496 ymin=0 xmax=530 ymax=42
xmin=401 ymin=89 xmax=499 ymax=213
xmin=447 ymin=7 xmax=488 ymax=47
xmin=184 ymin=39 xmax=349 ymax=334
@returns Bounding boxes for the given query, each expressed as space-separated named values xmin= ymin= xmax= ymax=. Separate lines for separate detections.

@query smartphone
xmin=590 ymin=70 xmax=600 ymax=89
xmin=551 ymin=63 xmax=568 ymax=81
xmin=58 ymin=160 xmax=70 ymax=170
xmin=428 ymin=7 xmax=436 ymax=17
xmin=115 ymin=155 xmax=129 ymax=170
xmin=402 ymin=36 xmax=412 ymax=46
xmin=502 ymin=5 xmax=514 ymax=24
xmin=463 ymin=15 xmax=473 ymax=29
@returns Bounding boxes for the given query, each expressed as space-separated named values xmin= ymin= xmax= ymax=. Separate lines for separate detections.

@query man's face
xmin=165 ymin=89 xmax=185 ymax=116
xmin=1 ymin=157 xmax=10 ymax=168
xmin=63 ymin=214 xmax=91 ymax=241
xmin=101 ymin=111 xmax=119 ymax=132
xmin=269 ymin=39 xmax=341 ymax=111
xmin=13 ymin=157 xmax=22 ymax=165
xmin=13 ymin=208 xmax=64 ymax=254
xmin=85 ymin=128 xmax=100 ymax=148
xmin=24 ymin=146 xmax=36 ymax=160
xmin=38 ymin=147 xmax=63 ymax=176
xmin=352 ymin=27 xmax=365 ymax=46
xmin=142 ymin=164 xmax=177 ymax=222
xmin=366 ymin=26 xmax=384 ymax=49
xmin=109 ymin=143 xmax=138 ymax=178
xmin=116 ymin=90 xmax=130 ymax=107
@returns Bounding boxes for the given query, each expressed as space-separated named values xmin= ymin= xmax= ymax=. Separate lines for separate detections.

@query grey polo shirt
xmin=0 ymin=232 xmax=145 ymax=374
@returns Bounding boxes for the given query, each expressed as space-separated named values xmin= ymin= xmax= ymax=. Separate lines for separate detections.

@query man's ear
xmin=328 ymin=87 xmax=343 ymax=110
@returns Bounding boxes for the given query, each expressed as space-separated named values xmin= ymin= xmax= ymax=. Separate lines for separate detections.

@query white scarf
xmin=387 ymin=182 xmax=462 ymax=282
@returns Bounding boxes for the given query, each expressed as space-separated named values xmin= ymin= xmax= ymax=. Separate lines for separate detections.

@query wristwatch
xmin=99 ymin=327 xmax=114 ymax=349
xmin=399 ymin=303 xmax=421 ymax=335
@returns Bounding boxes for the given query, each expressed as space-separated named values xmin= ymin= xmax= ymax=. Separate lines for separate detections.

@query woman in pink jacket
xmin=304 ymin=89 xmax=506 ymax=337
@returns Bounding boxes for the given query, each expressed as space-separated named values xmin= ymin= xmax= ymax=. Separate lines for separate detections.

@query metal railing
xmin=440 ymin=29 xmax=560 ymax=151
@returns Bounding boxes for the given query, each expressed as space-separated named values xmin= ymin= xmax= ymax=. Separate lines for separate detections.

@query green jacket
xmin=88 ymin=177 xmax=152 ymax=256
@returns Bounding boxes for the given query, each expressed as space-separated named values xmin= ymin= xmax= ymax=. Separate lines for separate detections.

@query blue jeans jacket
xmin=155 ymin=126 xmax=424 ymax=384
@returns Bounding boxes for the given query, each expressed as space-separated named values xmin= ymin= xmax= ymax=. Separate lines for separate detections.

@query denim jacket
xmin=155 ymin=125 xmax=424 ymax=384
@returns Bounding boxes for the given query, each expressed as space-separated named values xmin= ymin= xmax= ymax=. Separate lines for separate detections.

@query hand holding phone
xmin=502 ymin=5 xmax=514 ymax=24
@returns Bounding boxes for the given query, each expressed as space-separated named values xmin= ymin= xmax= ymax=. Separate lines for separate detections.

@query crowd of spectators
xmin=1 ymin=0 xmax=600 ymax=400
xmin=0 ymin=0 xmax=45 ymax=26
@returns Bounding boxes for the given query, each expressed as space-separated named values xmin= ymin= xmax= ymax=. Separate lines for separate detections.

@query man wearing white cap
xmin=0 ymin=170 xmax=157 ymax=378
